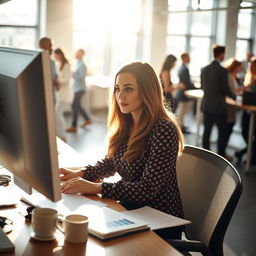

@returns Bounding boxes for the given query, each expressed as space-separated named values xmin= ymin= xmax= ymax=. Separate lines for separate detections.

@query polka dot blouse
xmin=82 ymin=118 xmax=183 ymax=218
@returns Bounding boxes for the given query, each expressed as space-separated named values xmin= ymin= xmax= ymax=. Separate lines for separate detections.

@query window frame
xmin=0 ymin=0 xmax=40 ymax=47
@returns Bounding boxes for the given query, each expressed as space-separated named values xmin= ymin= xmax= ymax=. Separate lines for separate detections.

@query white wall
xmin=224 ymin=0 xmax=240 ymax=59
xmin=43 ymin=0 xmax=73 ymax=59
xmin=149 ymin=0 xmax=168 ymax=71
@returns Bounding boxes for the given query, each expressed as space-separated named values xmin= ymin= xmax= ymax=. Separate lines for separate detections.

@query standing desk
xmin=0 ymin=140 xmax=183 ymax=256
xmin=185 ymin=89 xmax=256 ymax=173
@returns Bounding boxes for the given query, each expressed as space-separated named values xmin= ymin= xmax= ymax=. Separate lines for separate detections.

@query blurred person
xmin=200 ymin=45 xmax=235 ymax=159
xmin=235 ymin=57 xmax=256 ymax=164
xmin=237 ymin=51 xmax=254 ymax=85
xmin=54 ymin=48 xmax=72 ymax=122
xmin=66 ymin=49 xmax=92 ymax=133
xmin=224 ymin=58 xmax=244 ymax=159
xmin=176 ymin=52 xmax=195 ymax=134
xmin=39 ymin=37 xmax=66 ymax=142
xmin=159 ymin=54 xmax=184 ymax=112
xmin=60 ymin=62 xmax=184 ymax=239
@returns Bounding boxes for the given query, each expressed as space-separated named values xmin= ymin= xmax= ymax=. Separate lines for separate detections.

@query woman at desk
xmin=60 ymin=62 xmax=184 ymax=239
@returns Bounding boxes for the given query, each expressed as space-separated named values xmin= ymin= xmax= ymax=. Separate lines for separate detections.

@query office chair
xmin=168 ymin=145 xmax=242 ymax=256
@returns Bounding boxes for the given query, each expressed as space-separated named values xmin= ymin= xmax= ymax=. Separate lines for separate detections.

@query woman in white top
xmin=54 ymin=48 xmax=72 ymax=140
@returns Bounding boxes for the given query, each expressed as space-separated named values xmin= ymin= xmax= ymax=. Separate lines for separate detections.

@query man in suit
xmin=201 ymin=45 xmax=235 ymax=158
xmin=176 ymin=52 xmax=195 ymax=134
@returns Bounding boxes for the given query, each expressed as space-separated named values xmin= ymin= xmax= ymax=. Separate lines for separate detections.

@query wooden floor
xmin=64 ymin=108 xmax=256 ymax=256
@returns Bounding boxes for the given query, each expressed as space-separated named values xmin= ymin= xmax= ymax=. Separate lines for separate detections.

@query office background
xmin=1 ymin=0 xmax=256 ymax=255
xmin=1 ymin=0 xmax=256 ymax=78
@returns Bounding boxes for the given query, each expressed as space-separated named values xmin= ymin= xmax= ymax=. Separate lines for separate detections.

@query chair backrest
xmin=176 ymin=145 xmax=242 ymax=254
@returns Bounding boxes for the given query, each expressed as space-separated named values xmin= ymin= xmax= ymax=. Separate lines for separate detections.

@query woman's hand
xmin=61 ymin=177 xmax=102 ymax=195
xmin=60 ymin=168 xmax=83 ymax=181
xmin=175 ymin=82 xmax=186 ymax=90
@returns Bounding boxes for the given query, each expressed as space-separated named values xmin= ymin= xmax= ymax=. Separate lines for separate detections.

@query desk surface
xmin=0 ymin=140 xmax=183 ymax=256
xmin=0 ymin=197 xmax=182 ymax=256
xmin=185 ymin=89 xmax=256 ymax=112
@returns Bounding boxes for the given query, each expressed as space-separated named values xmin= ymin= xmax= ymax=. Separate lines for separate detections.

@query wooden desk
xmin=0 ymin=197 xmax=182 ymax=256
xmin=185 ymin=89 xmax=256 ymax=173
xmin=0 ymin=140 xmax=183 ymax=256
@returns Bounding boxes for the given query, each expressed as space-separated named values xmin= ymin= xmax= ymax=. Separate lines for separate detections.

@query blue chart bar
xmin=106 ymin=219 xmax=135 ymax=228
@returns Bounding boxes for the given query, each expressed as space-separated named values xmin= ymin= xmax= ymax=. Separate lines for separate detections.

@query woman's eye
xmin=125 ymin=87 xmax=133 ymax=92
xmin=115 ymin=87 xmax=120 ymax=92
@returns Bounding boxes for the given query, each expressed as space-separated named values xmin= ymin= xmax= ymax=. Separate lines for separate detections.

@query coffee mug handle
xmin=55 ymin=215 xmax=65 ymax=234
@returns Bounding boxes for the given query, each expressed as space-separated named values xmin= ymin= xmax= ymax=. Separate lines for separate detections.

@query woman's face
xmin=54 ymin=53 xmax=61 ymax=62
xmin=170 ymin=61 xmax=176 ymax=69
xmin=234 ymin=64 xmax=242 ymax=74
xmin=115 ymin=72 xmax=143 ymax=120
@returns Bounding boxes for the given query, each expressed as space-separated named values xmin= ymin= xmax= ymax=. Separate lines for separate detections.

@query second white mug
xmin=57 ymin=214 xmax=89 ymax=243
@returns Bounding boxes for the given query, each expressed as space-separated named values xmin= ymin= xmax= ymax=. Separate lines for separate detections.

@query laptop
xmin=242 ymin=91 xmax=256 ymax=106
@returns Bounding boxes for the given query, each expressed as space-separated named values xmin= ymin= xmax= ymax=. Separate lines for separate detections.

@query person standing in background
xmin=66 ymin=49 xmax=92 ymax=133
xmin=39 ymin=37 xmax=66 ymax=142
xmin=237 ymin=51 xmax=254 ymax=85
xmin=54 ymin=48 xmax=72 ymax=127
xmin=200 ymin=45 xmax=235 ymax=159
xmin=176 ymin=52 xmax=195 ymax=134
xmin=235 ymin=57 xmax=256 ymax=164
xmin=159 ymin=54 xmax=184 ymax=112
xmin=224 ymin=58 xmax=244 ymax=159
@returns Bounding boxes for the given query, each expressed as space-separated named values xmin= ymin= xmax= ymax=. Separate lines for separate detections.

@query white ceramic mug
xmin=31 ymin=208 xmax=58 ymax=239
xmin=57 ymin=214 xmax=89 ymax=243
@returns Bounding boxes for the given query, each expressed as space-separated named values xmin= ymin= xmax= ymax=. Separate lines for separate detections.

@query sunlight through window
xmin=73 ymin=0 xmax=142 ymax=76
xmin=0 ymin=0 xmax=38 ymax=48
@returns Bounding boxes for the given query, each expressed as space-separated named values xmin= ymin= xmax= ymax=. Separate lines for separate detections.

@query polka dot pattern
xmin=83 ymin=119 xmax=183 ymax=218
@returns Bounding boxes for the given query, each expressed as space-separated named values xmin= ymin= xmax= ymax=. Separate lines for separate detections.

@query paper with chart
xmin=121 ymin=206 xmax=191 ymax=230
xmin=86 ymin=207 xmax=149 ymax=240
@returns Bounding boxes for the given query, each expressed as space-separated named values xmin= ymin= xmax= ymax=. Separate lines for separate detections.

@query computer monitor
xmin=0 ymin=46 xmax=61 ymax=202
xmin=0 ymin=0 xmax=10 ymax=4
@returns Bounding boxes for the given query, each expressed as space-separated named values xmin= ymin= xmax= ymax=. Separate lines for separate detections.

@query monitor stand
xmin=14 ymin=175 xmax=32 ymax=195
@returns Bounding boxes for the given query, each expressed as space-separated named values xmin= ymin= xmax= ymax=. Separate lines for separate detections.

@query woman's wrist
xmin=78 ymin=170 xmax=84 ymax=178
xmin=95 ymin=183 xmax=102 ymax=194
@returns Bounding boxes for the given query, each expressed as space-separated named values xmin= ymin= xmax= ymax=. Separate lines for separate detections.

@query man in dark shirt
xmin=201 ymin=45 xmax=235 ymax=158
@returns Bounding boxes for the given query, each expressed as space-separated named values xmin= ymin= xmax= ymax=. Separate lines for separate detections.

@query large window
xmin=167 ymin=0 xmax=216 ymax=77
xmin=190 ymin=37 xmax=211 ymax=76
xmin=73 ymin=0 xmax=142 ymax=76
xmin=0 ymin=0 xmax=39 ymax=49
xmin=236 ymin=2 xmax=255 ymax=61
xmin=191 ymin=11 xmax=213 ymax=36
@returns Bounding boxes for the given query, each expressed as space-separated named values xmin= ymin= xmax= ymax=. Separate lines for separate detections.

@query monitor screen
xmin=0 ymin=46 xmax=61 ymax=202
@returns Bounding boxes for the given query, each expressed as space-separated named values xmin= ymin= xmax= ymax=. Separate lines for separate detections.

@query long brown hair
xmin=160 ymin=54 xmax=177 ymax=72
xmin=107 ymin=62 xmax=184 ymax=162
xmin=225 ymin=58 xmax=242 ymax=74
xmin=54 ymin=48 xmax=69 ymax=70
